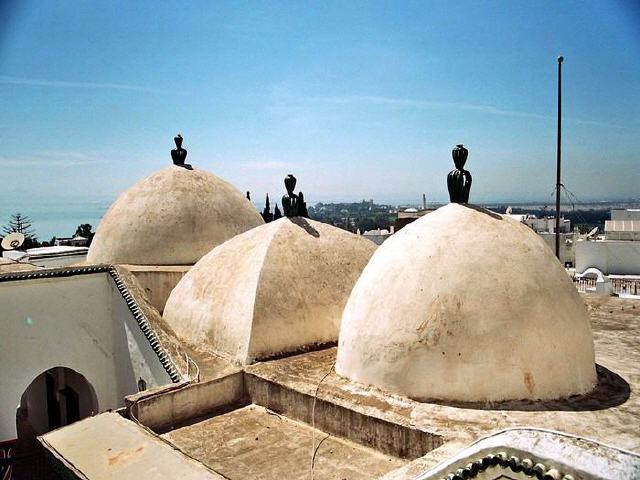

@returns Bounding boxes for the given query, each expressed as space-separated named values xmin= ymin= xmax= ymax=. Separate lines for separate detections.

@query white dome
xmin=163 ymin=217 xmax=376 ymax=364
xmin=87 ymin=165 xmax=263 ymax=265
xmin=336 ymin=203 xmax=596 ymax=402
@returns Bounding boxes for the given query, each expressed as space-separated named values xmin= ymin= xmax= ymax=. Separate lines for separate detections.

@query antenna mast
xmin=555 ymin=55 xmax=564 ymax=260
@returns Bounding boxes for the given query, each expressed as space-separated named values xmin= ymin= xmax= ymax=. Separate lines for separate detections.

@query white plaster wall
xmin=125 ymin=266 xmax=190 ymax=314
xmin=576 ymin=241 xmax=640 ymax=275
xmin=0 ymin=273 xmax=172 ymax=440
xmin=538 ymin=233 xmax=575 ymax=266
xmin=29 ymin=253 xmax=88 ymax=268
xmin=112 ymin=286 xmax=173 ymax=389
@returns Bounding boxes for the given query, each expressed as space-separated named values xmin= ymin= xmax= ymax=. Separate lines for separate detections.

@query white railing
xmin=573 ymin=276 xmax=640 ymax=296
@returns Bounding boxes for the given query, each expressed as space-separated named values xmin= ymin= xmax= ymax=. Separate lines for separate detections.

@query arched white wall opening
xmin=579 ymin=267 xmax=605 ymax=281
xmin=15 ymin=367 xmax=98 ymax=447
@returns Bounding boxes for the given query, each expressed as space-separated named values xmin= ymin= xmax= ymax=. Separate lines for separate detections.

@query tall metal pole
xmin=555 ymin=55 xmax=564 ymax=260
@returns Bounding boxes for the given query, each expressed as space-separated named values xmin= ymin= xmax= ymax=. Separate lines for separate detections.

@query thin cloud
xmin=309 ymin=94 xmax=549 ymax=119
xmin=308 ymin=94 xmax=633 ymax=130
xmin=239 ymin=160 xmax=296 ymax=170
xmin=0 ymin=153 xmax=100 ymax=168
xmin=0 ymin=75 xmax=166 ymax=93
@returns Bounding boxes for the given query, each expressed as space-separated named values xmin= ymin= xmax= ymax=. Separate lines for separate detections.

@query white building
xmin=611 ymin=208 xmax=640 ymax=221
xmin=362 ymin=227 xmax=394 ymax=245
xmin=0 ymin=266 xmax=177 ymax=442
xmin=505 ymin=213 xmax=575 ymax=266
xmin=54 ymin=236 xmax=89 ymax=247
xmin=2 ymin=246 xmax=88 ymax=268
xmin=575 ymin=209 xmax=640 ymax=275
xmin=506 ymin=213 xmax=571 ymax=234
xmin=604 ymin=209 xmax=640 ymax=241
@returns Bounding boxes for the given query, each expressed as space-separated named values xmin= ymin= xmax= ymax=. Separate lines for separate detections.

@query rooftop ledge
xmin=39 ymin=295 xmax=640 ymax=480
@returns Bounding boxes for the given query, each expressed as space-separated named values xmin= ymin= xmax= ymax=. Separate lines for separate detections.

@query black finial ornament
xmin=281 ymin=174 xmax=309 ymax=218
xmin=447 ymin=144 xmax=472 ymax=203
xmin=171 ymin=134 xmax=192 ymax=170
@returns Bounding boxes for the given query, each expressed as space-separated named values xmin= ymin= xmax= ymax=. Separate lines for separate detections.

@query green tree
xmin=74 ymin=224 xmax=93 ymax=238
xmin=74 ymin=224 xmax=95 ymax=246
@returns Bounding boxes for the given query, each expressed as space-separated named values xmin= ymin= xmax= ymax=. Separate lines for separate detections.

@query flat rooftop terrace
xmin=41 ymin=295 xmax=640 ymax=480
xmin=162 ymin=404 xmax=404 ymax=479
xmin=244 ymin=295 xmax=640 ymax=478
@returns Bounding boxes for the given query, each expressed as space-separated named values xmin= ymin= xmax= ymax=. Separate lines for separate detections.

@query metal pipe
xmin=555 ymin=55 xmax=564 ymax=259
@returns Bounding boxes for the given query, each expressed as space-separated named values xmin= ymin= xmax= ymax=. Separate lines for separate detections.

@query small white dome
xmin=336 ymin=203 xmax=596 ymax=402
xmin=404 ymin=208 xmax=418 ymax=213
xmin=163 ymin=217 xmax=376 ymax=364
xmin=87 ymin=165 xmax=263 ymax=265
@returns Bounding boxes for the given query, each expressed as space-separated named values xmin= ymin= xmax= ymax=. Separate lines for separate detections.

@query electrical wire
xmin=310 ymin=361 xmax=335 ymax=480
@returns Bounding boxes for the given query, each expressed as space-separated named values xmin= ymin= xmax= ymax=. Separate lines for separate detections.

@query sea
xmin=0 ymin=196 xmax=269 ymax=242
xmin=0 ymin=197 xmax=114 ymax=242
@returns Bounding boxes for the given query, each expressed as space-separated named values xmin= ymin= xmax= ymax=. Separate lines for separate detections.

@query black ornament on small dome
xmin=447 ymin=144 xmax=472 ymax=203
xmin=171 ymin=134 xmax=192 ymax=170
xmin=281 ymin=174 xmax=309 ymax=218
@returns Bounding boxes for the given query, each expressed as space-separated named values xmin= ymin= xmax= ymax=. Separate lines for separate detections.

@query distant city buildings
xmin=308 ymin=200 xmax=395 ymax=232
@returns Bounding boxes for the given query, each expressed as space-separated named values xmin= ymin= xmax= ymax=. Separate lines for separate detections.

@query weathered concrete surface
xmin=88 ymin=165 xmax=264 ymax=265
xmin=122 ymin=264 xmax=190 ymax=314
xmin=245 ymin=369 xmax=442 ymax=459
xmin=39 ymin=412 xmax=225 ymax=479
xmin=164 ymin=217 xmax=376 ymax=364
xmin=126 ymin=371 xmax=245 ymax=432
xmin=0 ymin=257 xmax=40 ymax=273
xmin=162 ymin=404 xmax=405 ymax=480
xmin=249 ymin=296 xmax=640 ymax=478
xmin=337 ymin=203 xmax=596 ymax=401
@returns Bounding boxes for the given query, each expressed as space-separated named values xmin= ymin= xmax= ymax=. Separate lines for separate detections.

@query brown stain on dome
xmin=524 ymin=371 xmax=535 ymax=394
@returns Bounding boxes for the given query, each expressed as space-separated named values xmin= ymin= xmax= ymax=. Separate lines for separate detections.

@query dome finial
xmin=447 ymin=144 xmax=472 ymax=203
xmin=171 ymin=134 xmax=192 ymax=170
xmin=282 ymin=174 xmax=309 ymax=218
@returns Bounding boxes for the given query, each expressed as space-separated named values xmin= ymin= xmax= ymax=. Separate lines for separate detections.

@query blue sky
xmin=1 ymin=0 xmax=639 ymax=206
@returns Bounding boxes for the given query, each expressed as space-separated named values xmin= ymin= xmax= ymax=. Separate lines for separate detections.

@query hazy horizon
xmin=2 ymin=191 xmax=637 ymax=242
xmin=1 ymin=1 xmax=639 ymax=225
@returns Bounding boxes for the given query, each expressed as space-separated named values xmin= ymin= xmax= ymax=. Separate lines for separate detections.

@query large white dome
xmin=336 ymin=203 xmax=596 ymax=402
xmin=163 ymin=217 xmax=376 ymax=364
xmin=87 ymin=165 xmax=263 ymax=265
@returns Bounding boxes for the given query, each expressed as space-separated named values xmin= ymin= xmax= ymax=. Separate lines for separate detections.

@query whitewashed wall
xmin=576 ymin=240 xmax=640 ymax=275
xmin=0 ymin=272 xmax=172 ymax=440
